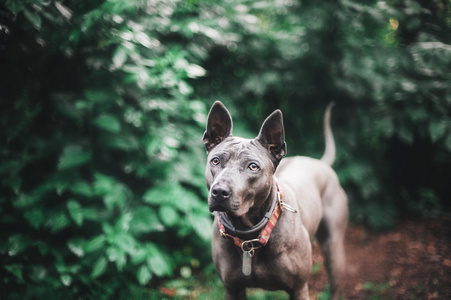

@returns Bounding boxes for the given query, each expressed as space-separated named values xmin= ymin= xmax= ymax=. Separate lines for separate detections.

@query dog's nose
xmin=211 ymin=186 xmax=231 ymax=200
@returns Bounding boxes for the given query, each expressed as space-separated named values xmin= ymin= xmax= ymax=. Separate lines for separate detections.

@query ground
xmin=309 ymin=216 xmax=451 ymax=299
xmin=158 ymin=216 xmax=451 ymax=299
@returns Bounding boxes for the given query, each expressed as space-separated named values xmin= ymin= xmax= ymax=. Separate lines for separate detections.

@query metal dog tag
xmin=242 ymin=251 xmax=253 ymax=276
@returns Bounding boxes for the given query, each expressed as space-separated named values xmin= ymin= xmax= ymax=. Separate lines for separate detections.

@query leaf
xmin=398 ymin=126 xmax=413 ymax=145
xmin=191 ymin=215 xmax=213 ymax=241
xmin=159 ymin=206 xmax=178 ymax=227
xmin=91 ymin=256 xmax=107 ymax=278
xmin=114 ymin=232 xmax=136 ymax=254
xmin=130 ymin=207 xmax=164 ymax=233
xmin=60 ymin=274 xmax=72 ymax=286
xmin=93 ymin=115 xmax=121 ymax=133
xmin=5 ymin=0 xmax=25 ymax=16
xmin=67 ymin=199 xmax=83 ymax=226
xmin=82 ymin=208 xmax=98 ymax=221
xmin=13 ymin=194 xmax=40 ymax=209
xmin=5 ymin=265 xmax=24 ymax=283
xmin=84 ymin=89 xmax=113 ymax=104
xmin=31 ymin=265 xmax=47 ymax=281
xmin=70 ymin=181 xmax=93 ymax=197
xmin=2 ymin=176 xmax=22 ymax=194
xmin=55 ymin=2 xmax=72 ymax=20
xmin=102 ymin=222 xmax=114 ymax=235
xmin=24 ymin=9 xmax=42 ymax=28
xmin=46 ymin=211 xmax=70 ymax=233
xmin=58 ymin=145 xmax=92 ymax=170
xmin=8 ymin=234 xmax=29 ymax=256
xmin=180 ymin=266 xmax=192 ymax=279
xmin=178 ymin=81 xmax=193 ymax=95
xmin=54 ymin=178 xmax=69 ymax=195
xmin=23 ymin=209 xmax=44 ymax=229
xmin=100 ymin=135 xmax=139 ymax=151
xmin=84 ymin=235 xmax=106 ymax=253
xmin=428 ymin=121 xmax=446 ymax=142
xmin=375 ymin=116 xmax=394 ymax=138
xmin=186 ymin=64 xmax=206 ymax=78
xmin=116 ymin=212 xmax=132 ymax=231
xmin=67 ymin=238 xmax=84 ymax=257
xmin=101 ymin=0 xmax=137 ymax=14
xmin=113 ymin=46 xmax=128 ymax=68
xmin=137 ymin=265 xmax=152 ymax=285
xmin=94 ymin=173 xmax=115 ymax=195
xmin=143 ymin=184 xmax=181 ymax=205
xmin=103 ymin=184 xmax=128 ymax=211
xmin=106 ymin=246 xmax=126 ymax=271
xmin=147 ymin=247 xmax=170 ymax=277
xmin=176 ymin=190 xmax=201 ymax=211
xmin=143 ymin=187 xmax=165 ymax=205
xmin=69 ymin=29 xmax=80 ymax=44
xmin=130 ymin=246 xmax=147 ymax=265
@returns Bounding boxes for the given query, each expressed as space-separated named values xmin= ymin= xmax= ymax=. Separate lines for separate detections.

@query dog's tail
xmin=320 ymin=102 xmax=336 ymax=166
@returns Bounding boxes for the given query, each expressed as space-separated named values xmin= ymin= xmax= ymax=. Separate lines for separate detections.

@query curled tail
xmin=321 ymin=102 xmax=336 ymax=166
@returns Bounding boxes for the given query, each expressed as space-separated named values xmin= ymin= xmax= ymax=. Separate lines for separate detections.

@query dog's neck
xmin=227 ymin=180 xmax=277 ymax=229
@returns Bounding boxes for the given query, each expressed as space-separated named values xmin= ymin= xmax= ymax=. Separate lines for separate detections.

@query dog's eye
xmin=248 ymin=163 xmax=259 ymax=171
xmin=211 ymin=157 xmax=220 ymax=166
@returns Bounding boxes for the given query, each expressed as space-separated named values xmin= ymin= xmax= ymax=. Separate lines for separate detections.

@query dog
xmin=203 ymin=101 xmax=348 ymax=300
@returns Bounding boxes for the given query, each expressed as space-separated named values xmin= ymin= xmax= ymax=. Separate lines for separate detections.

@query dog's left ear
xmin=257 ymin=110 xmax=287 ymax=165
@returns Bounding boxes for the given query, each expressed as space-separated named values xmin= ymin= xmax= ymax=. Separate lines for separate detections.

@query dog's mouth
xmin=209 ymin=196 xmax=241 ymax=215
xmin=208 ymin=201 xmax=229 ymax=213
xmin=209 ymin=199 xmax=249 ymax=219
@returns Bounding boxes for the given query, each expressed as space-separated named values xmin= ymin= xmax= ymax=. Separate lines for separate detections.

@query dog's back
xmin=274 ymin=103 xmax=348 ymax=299
xmin=274 ymin=102 xmax=346 ymax=239
xmin=275 ymin=156 xmax=345 ymax=238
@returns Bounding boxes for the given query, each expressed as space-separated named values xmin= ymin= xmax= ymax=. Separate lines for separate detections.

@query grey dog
xmin=203 ymin=101 xmax=348 ymax=300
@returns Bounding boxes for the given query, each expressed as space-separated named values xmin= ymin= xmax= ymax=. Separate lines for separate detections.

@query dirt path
xmin=309 ymin=217 xmax=451 ymax=299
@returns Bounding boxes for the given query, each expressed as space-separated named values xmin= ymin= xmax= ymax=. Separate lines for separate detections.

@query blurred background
xmin=1 ymin=0 xmax=450 ymax=299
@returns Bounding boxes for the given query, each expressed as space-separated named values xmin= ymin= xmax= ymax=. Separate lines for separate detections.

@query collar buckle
xmin=277 ymin=191 xmax=298 ymax=213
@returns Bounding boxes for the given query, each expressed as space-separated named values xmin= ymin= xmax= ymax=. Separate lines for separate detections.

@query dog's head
xmin=203 ymin=101 xmax=286 ymax=217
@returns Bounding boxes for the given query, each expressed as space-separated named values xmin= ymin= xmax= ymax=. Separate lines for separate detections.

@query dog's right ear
xmin=203 ymin=101 xmax=233 ymax=152
xmin=257 ymin=109 xmax=287 ymax=167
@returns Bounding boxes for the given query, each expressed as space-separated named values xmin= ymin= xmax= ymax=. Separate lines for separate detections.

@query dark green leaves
xmin=5 ymin=0 xmax=25 ymax=16
xmin=67 ymin=200 xmax=83 ymax=226
xmin=24 ymin=9 xmax=42 ymax=29
xmin=137 ymin=265 xmax=152 ymax=285
xmin=23 ymin=208 xmax=44 ymax=229
xmin=93 ymin=115 xmax=122 ymax=133
xmin=91 ymin=256 xmax=108 ymax=279
xmin=3 ymin=0 xmax=451 ymax=297
xmin=1 ymin=0 xmax=216 ymax=297
xmin=58 ymin=145 xmax=92 ymax=170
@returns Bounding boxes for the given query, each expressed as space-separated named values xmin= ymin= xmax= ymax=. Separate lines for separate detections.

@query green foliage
xmin=361 ymin=281 xmax=391 ymax=300
xmin=192 ymin=0 xmax=451 ymax=228
xmin=0 ymin=0 xmax=213 ymax=297
xmin=1 ymin=0 xmax=451 ymax=297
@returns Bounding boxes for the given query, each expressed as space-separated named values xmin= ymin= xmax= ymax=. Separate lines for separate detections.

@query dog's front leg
xmin=225 ymin=287 xmax=246 ymax=300
xmin=289 ymin=284 xmax=309 ymax=300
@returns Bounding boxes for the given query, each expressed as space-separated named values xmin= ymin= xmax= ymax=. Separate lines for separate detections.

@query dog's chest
xmin=225 ymin=244 xmax=309 ymax=290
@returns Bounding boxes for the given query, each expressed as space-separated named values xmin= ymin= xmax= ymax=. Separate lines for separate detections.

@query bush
xmin=1 ymin=0 xmax=214 ymax=297
xmin=1 ymin=0 xmax=450 ymax=297
xmin=193 ymin=0 xmax=451 ymax=228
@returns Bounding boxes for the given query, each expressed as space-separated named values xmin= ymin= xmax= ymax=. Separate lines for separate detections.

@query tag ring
xmin=241 ymin=239 xmax=259 ymax=252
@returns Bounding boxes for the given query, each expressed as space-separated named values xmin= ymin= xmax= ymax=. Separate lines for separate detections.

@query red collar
xmin=217 ymin=180 xmax=297 ymax=252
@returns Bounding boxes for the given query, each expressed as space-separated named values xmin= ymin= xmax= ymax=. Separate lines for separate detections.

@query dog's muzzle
xmin=209 ymin=185 xmax=232 ymax=212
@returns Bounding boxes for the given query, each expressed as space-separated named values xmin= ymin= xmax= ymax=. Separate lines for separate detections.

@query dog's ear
xmin=257 ymin=109 xmax=287 ymax=165
xmin=203 ymin=101 xmax=233 ymax=152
